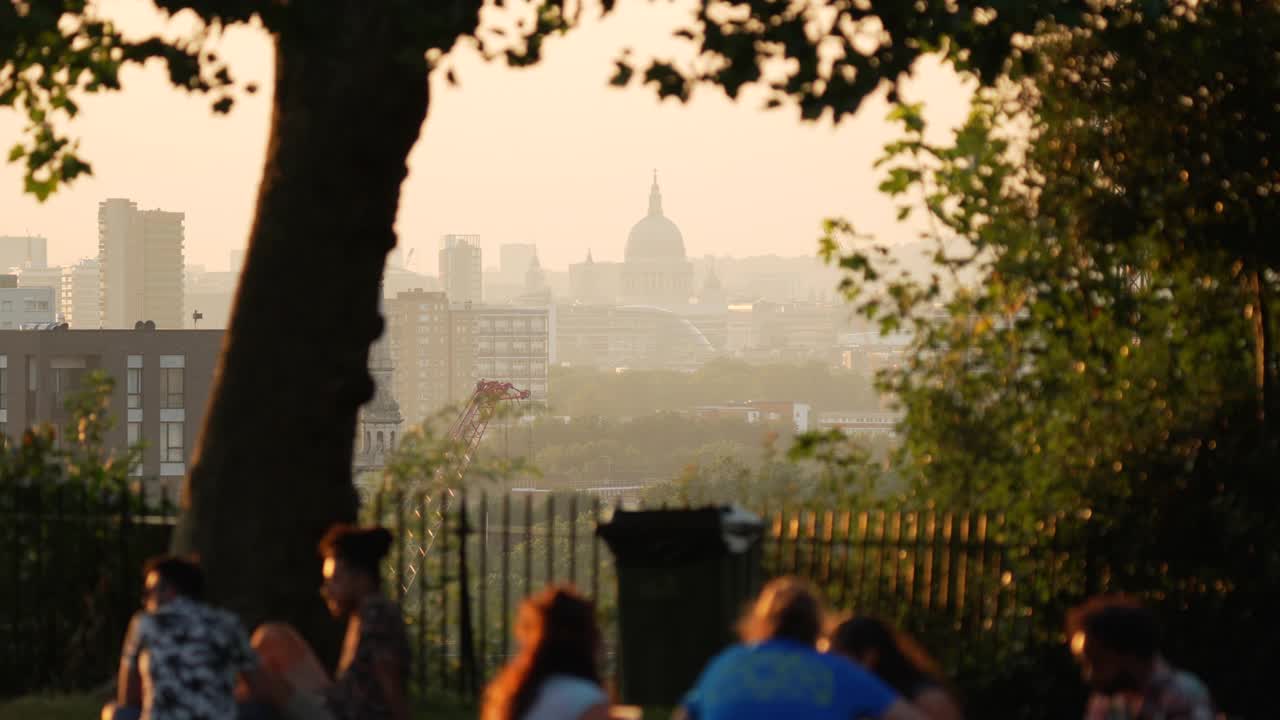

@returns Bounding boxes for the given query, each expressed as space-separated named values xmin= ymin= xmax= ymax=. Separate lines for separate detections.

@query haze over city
xmin=0 ymin=0 xmax=970 ymax=272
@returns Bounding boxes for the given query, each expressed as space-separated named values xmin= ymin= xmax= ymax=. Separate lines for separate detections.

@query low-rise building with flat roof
xmin=0 ymin=327 xmax=221 ymax=494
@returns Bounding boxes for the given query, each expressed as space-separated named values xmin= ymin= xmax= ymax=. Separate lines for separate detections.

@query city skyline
xmin=0 ymin=0 xmax=971 ymax=274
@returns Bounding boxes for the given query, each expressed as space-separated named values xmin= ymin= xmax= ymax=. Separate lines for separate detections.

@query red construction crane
xmin=402 ymin=379 xmax=531 ymax=592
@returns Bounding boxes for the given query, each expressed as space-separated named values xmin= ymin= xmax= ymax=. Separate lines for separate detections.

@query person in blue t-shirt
xmin=677 ymin=577 xmax=926 ymax=720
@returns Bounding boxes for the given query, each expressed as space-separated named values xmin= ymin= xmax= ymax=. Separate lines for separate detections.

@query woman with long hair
xmin=246 ymin=524 xmax=411 ymax=720
xmin=827 ymin=617 xmax=963 ymax=720
xmin=482 ymin=585 xmax=610 ymax=720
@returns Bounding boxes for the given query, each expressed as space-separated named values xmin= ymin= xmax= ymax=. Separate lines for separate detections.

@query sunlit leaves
xmin=808 ymin=1 xmax=1278 ymax=537
xmin=0 ymin=0 xmax=244 ymax=199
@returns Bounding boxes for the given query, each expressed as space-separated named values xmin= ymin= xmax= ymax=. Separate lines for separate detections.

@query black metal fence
xmin=0 ymin=481 xmax=176 ymax=697
xmin=363 ymin=491 xmax=1100 ymax=715
xmin=362 ymin=490 xmax=620 ymax=700
xmin=0 ymin=483 xmax=1106 ymax=715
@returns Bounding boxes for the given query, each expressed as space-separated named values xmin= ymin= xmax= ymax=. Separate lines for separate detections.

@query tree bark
xmin=173 ymin=5 xmax=429 ymax=665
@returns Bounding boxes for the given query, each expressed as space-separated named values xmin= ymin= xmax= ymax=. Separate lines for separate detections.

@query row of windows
xmin=476 ymin=318 xmax=548 ymax=333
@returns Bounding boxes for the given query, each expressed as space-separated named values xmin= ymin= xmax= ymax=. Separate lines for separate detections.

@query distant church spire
xmin=648 ymin=169 xmax=663 ymax=217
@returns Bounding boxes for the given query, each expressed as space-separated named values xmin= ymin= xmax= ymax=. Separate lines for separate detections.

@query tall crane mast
xmin=401 ymin=379 xmax=530 ymax=593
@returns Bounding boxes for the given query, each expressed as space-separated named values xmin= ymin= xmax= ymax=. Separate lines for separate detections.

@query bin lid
xmin=597 ymin=506 xmax=763 ymax=567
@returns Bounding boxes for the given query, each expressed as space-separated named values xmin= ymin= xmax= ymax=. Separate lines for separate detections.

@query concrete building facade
xmin=387 ymin=289 xmax=469 ymax=428
xmin=386 ymin=290 xmax=548 ymax=425
xmin=468 ymin=305 xmax=549 ymax=404
xmin=0 ymin=328 xmax=221 ymax=493
xmin=98 ymin=198 xmax=186 ymax=329
xmin=439 ymin=234 xmax=482 ymax=304
xmin=61 ymin=259 xmax=101 ymax=328
xmin=0 ymin=280 xmax=56 ymax=329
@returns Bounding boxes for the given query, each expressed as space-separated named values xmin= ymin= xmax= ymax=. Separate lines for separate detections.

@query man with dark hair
xmin=102 ymin=555 xmax=271 ymax=720
xmin=1068 ymin=595 xmax=1218 ymax=720
xmin=677 ymin=577 xmax=925 ymax=720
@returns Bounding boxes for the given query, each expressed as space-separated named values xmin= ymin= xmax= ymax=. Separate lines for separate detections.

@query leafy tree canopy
xmin=5 ymin=0 xmax=1145 ymax=200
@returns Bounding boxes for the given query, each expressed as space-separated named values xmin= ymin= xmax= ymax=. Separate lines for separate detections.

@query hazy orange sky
xmin=0 ymin=0 xmax=971 ymax=274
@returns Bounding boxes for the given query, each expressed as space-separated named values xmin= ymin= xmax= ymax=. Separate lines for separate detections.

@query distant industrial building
xmin=98 ymin=198 xmax=185 ymax=329
xmin=817 ymin=411 xmax=901 ymax=437
xmin=0 ymin=235 xmax=47 ymax=272
xmin=0 ymin=327 xmax=221 ymax=493
xmin=692 ymin=400 xmax=811 ymax=432
xmin=0 ymin=275 xmax=56 ymax=329
xmin=439 ymin=234 xmax=482 ymax=304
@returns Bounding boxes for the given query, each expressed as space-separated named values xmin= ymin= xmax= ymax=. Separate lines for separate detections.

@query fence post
xmin=456 ymin=493 xmax=478 ymax=698
xmin=416 ymin=490 xmax=428 ymax=699
xmin=477 ymin=491 xmax=488 ymax=684
xmin=438 ymin=493 xmax=450 ymax=695
xmin=501 ymin=493 xmax=511 ymax=665
xmin=545 ymin=494 xmax=555 ymax=588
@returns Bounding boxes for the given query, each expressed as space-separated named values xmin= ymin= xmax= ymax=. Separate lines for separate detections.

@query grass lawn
xmin=0 ymin=694 xmax=478 ymax=720
xmin=0 ymin=695 xmax=101 ymax=720
xmin=0 ymin=694 xmax=667 ymax=719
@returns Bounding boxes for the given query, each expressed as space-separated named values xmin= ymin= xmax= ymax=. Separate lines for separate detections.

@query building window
xmin=161 ymin=422 xmax=183 ymax=462
xmin=24 ymin=299 xmax=50 ymax=312
xmin=51 ymin=368 xmax=80 ymax=410
xmin=127 ymin=422 xmax=140 ymax=446
xmin=127 ymin=368 xmax=142 ymax=409
xmin=0 ymin=301 xmax=10 ymax=312
xmin=160 ymin=368 xmax=183 ymax=409
xmin=0 ymin=365 xmax=6 ymax=410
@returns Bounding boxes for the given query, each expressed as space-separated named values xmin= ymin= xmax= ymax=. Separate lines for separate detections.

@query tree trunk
xmin=173 ymin=5 xmax=429 ymax=665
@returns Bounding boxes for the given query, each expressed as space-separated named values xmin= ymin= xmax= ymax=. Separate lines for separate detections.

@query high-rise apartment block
xmin=0 ymin=235 xmax=47 ymax=272
xmin=385 ymin=290 xmax=548 ymax=426
xmin=98 ymin=198 xmax=185 ymax=329
xmin=386 ymin=290 xmax=473 ymax=427
xmin=61 ymin=259 xmax=101 ymax=328
xmin=465 ymin=306 xmax=549 ymax=403
xmin=439 ymin=234 xmax=482 ymax=304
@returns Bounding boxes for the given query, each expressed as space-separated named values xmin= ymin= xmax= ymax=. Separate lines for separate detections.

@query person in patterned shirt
xmin=1068 ymin=595 xmax=1220 ymax=720
xmin=101 ymin=556 xmax=271 ymax=720
xmin=246 ymin=524 xmax=410 ymax=720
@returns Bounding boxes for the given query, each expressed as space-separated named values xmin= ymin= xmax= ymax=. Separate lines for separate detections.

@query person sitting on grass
xmin=247 ymin=524 xmax=410 ymax=720
xmin=676 ymin=576 xmax=927 ymax=720
xmin=827 ymin=616 xmax=963 ymax=720
xmin=102 ymin=555 xmax=271 ymax=720
xmin=481 ymin=585 xmax=611 ymax=720
xmin=1068 ymin=595 xmax=1218 ymax=720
